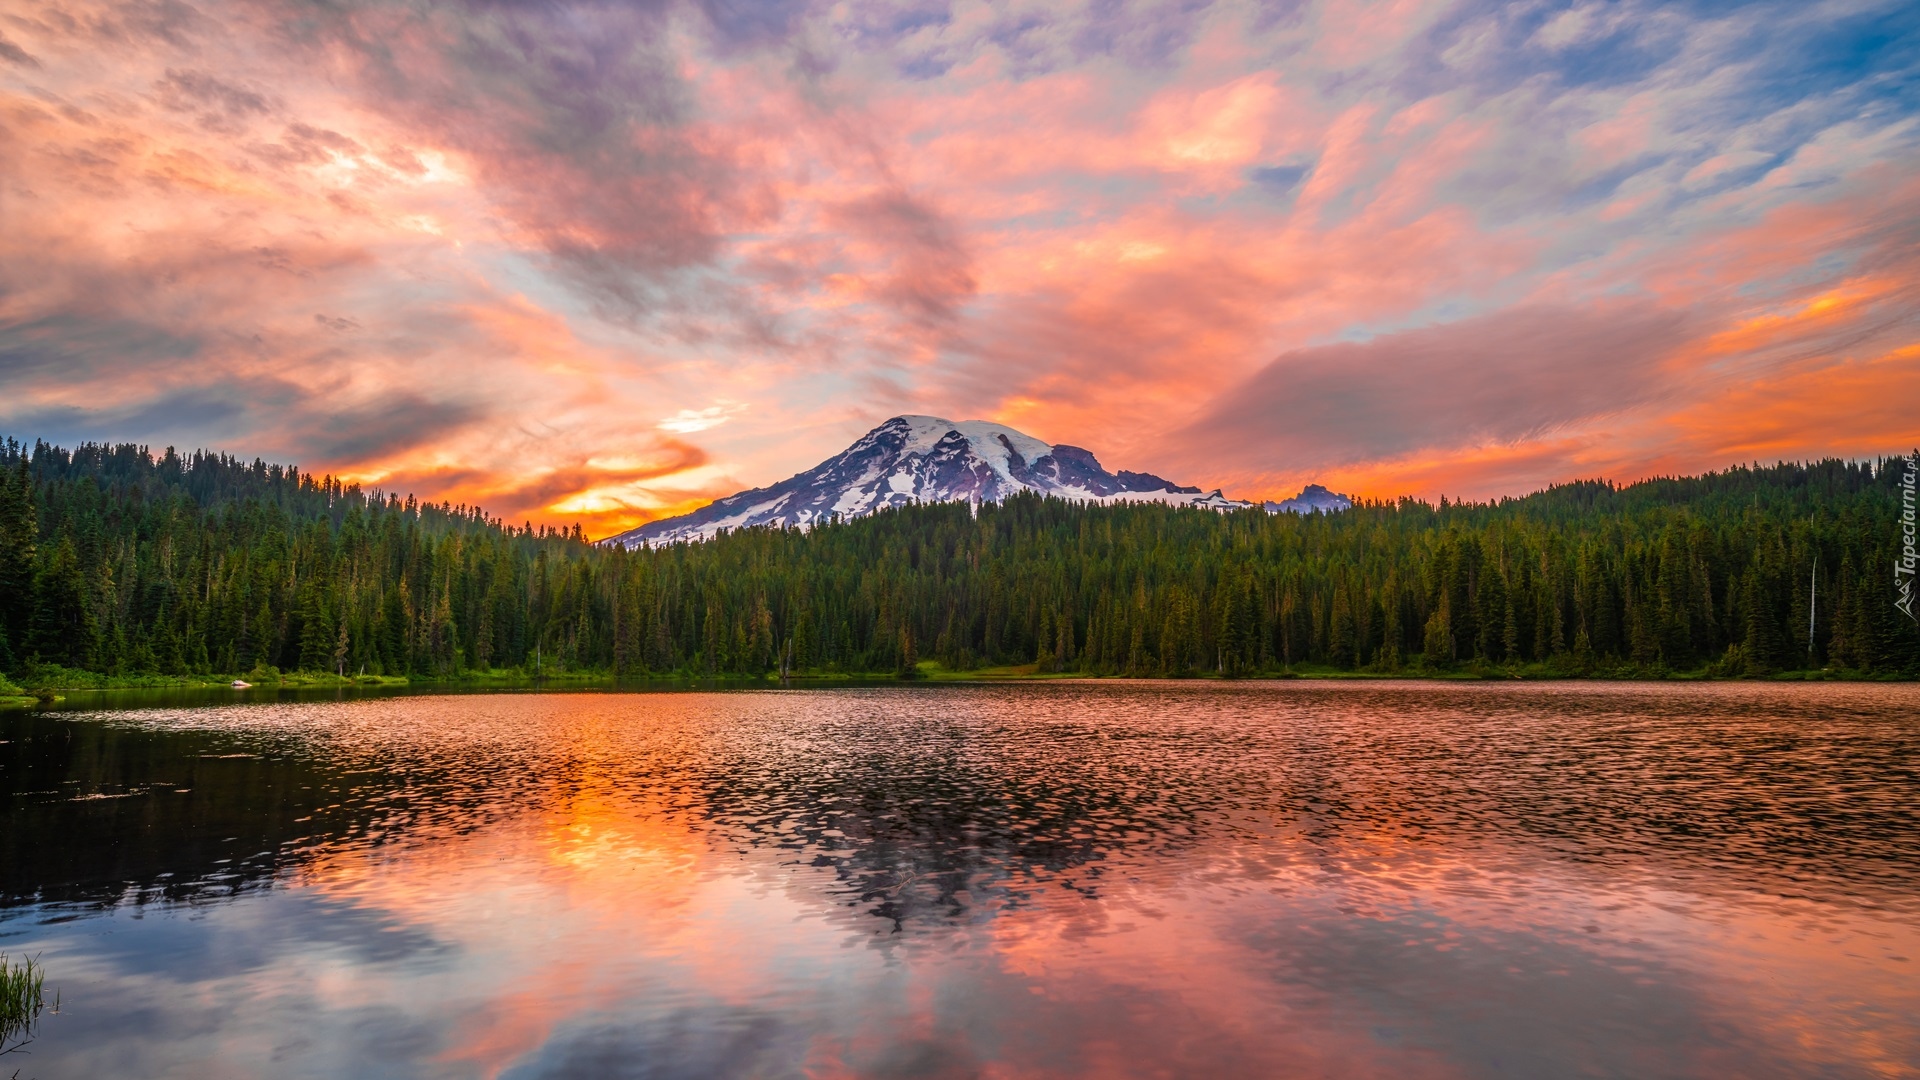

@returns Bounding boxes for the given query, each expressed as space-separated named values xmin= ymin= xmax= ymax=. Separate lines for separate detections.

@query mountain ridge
xmin=604 ymin=415 xmax=1350 ymax=546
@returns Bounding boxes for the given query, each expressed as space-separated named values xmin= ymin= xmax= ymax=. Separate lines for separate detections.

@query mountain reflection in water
xmin=1 ymin=682 xmax=1916 ymax=1078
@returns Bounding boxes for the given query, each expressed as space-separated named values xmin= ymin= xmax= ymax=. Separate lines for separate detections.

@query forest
xmin=0 ymin=437 xmax=1915 ymax=686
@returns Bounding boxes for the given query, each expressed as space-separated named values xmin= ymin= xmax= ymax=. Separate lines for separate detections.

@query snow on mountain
xmin=1265 ymin=484 xmax=1353 ymax=514
xmin=603 ymin=416 xmax=1339 ymax=546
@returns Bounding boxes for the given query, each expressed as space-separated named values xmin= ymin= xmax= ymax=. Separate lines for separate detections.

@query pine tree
xmin=1828 ymin=556 xmax=1857 ymax=668
xmin=27 ymin=536 xmax=93 ymax=669
xmin=1329 ymin=584 xmax=1356 ymax=668
xmin=1499 ymin=591 xmax=1519 ymax=664
xmin=1742 ymin=566 xmax=1779 ymax=677
xmin=1475 ymin=564 xmax=1506 ymax=662
xmin=0 ymin=459 xmax=36 ymax=671
xmin=252 ymin=595 xmax=277 ymax=672
xmin=0 ymin=439 xmax=1905 ymax=685
xmin=896 ymin=625 xmax=918 ymax=678
xmin=381 ymin=586 xmax=408 ymax=674
xmin=1423 ymin=597 xmax=1453 ymax=667
xmin=297 ymin=586 xmax=333 ymax=672
xmin=333 ymin=618 xmax=351 ymax=677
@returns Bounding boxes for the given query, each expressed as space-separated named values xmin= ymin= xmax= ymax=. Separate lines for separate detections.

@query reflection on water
xmin=2 ymin=682 xmax=1917 ymax=1078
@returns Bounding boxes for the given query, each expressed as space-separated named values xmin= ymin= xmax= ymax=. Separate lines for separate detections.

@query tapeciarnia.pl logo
xmin=1898 ymin=451 xmax=1917 ymax=622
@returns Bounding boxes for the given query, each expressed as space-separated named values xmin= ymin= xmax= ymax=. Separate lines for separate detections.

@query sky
xmin=1 ymin=0 xmax=1916 ymax=537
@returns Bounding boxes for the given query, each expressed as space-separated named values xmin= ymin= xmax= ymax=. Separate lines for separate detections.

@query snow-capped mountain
xmin=1265 ymin=484 xmax=1353 ymax=514
xmin=603 ymin=416 xmax=1341 ymax=546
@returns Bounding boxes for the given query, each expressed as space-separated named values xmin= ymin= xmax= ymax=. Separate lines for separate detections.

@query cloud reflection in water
xmin=1 ymin=682 xmax=1916 ymax=1078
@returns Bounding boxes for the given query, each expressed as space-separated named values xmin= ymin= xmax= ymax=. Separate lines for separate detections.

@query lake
xmin=2 ymin=682 xmax=1917 ymax=1078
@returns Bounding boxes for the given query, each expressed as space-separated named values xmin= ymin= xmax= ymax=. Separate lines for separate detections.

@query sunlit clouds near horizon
xmin=1 ymin=0 xmax=1916 ymax=537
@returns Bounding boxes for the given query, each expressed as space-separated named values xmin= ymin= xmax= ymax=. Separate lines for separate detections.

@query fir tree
xmin=1742 ymin=567 xmax=1780 ymax=677
xmin=0 ymin=438 xmax=1912 ymax=683
xmin=897 ymin=625 xmax=918 ymax=678
xmin=297 ymin=585 xmax=333 ymax=672
xmin=0 ymin=458 xmax=36 ymax=670
xmin=27 ymin=536 xmax=93 ymax=669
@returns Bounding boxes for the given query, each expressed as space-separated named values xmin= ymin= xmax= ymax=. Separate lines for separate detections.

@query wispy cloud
xmin=658 ymin=401 xmax=749 ymax=433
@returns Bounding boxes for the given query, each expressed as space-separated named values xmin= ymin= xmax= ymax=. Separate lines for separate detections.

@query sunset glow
xmin=3 ymin=0 xmax=1915 ymax=536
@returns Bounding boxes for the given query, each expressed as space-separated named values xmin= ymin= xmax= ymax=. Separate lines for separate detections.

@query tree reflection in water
xmin=0 ymin=682 xmax=1915 ymax=1078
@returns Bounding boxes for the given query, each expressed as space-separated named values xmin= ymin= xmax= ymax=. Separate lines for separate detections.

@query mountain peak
xmin=603 ymin=417 xmax=1345 ymax=545
xmin=1265 ymin=484 xmax=1354 ymax=514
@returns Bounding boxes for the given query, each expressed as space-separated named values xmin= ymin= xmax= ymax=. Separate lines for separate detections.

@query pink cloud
xmin=0 ymin=0 xmax=1913 ymax=529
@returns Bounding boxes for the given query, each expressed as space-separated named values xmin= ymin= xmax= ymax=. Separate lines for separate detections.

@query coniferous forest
xmin=0 ymin=437 xmax=1915 ymax=687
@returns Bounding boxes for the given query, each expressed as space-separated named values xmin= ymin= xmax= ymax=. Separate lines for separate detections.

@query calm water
xmin=2 ymin=682 xmax=1917 ymax=1078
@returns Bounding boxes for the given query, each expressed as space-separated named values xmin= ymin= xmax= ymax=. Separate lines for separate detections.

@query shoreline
xmin=3 ymin=663 xmax=1912 ymax=706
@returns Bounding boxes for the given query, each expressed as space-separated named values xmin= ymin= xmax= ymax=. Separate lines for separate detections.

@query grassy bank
xmin=2 ymin=662 xmax=410 ymax=691
xmin=0 ymin=672 xmax=34 ymax=708
xmin=1 ymin=660 xmax=1902 ymax=705
xmin=909 ymin=660 xmax=1899 ymax=682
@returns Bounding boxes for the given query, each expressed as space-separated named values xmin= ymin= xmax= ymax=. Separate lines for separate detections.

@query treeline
xmin=0 ymin=439 xmax=592 ymax=681
xmin=0 ymin=437 xmax=1915 ymax=682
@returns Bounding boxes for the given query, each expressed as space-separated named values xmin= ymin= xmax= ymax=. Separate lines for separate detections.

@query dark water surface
xmin=2 ymin=682 xmax=1917 ymax=1078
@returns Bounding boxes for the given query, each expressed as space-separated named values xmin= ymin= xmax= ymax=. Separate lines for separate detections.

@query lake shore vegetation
xmin=0 ymin=953 xmax=48 ymax=1053
xmin=0 ymin=438 xmax=1915 ymax=690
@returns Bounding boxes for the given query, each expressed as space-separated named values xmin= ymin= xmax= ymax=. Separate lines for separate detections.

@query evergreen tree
xmin=27 ymin=536 xmax=93 ymax=669
xmin=297 ymin=586 xmax=334 ymax=672
xmin=897 ymin=625 xmax=918 ymax=678
xmin=0 ymin=437 xmax=1912 ymax=683
xmin=0 ymin=458 xmax=36 ymax=670
xmin=1475 ymin=563 xmax=1506 ymax=662
xmin=1329 ymin=584 xmax=1356 ymax=668
xmin=1742 ymin=566 xmax=1780 ymax=676
xmin=1423 ymin=596 xmax=1453 ymax=666
xmin=252 ymin=596 xmax=277 ymax=672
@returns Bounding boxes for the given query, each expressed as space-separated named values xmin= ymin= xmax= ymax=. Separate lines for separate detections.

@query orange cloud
xmin=1 ymin=0 xmax=1914 ymax=524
